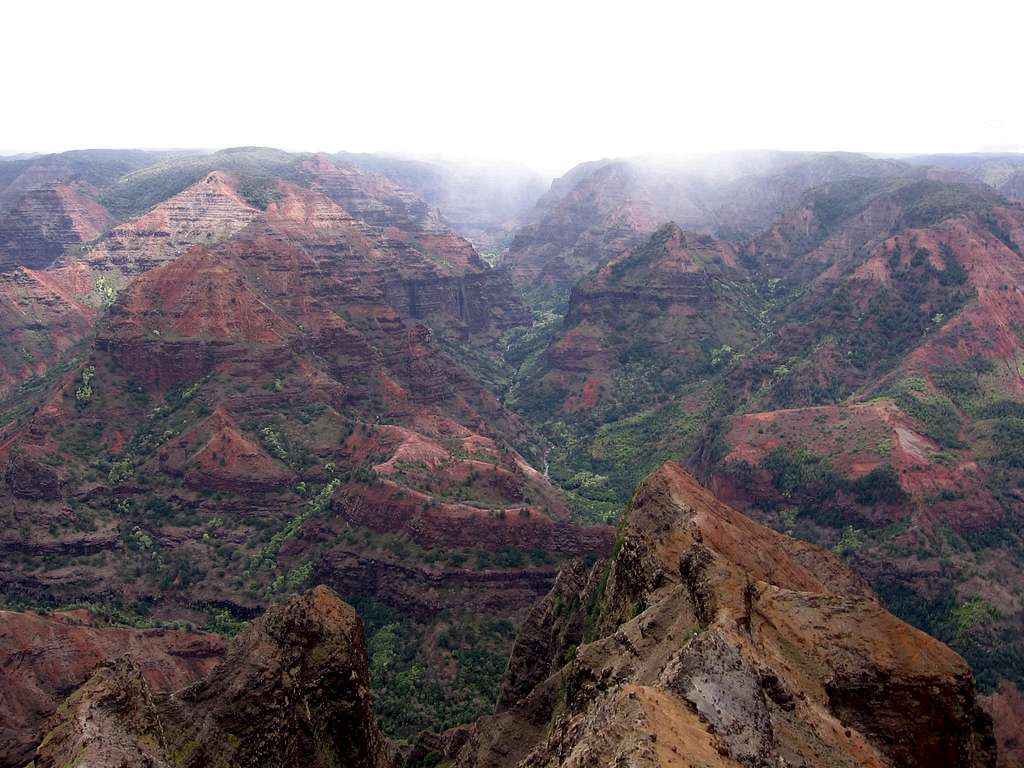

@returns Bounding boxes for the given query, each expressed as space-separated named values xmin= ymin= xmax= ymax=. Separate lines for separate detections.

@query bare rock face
xmin=0 ymin=263 xmax=96 ymax=398
xmin=165 ymin=585 xmax=390 ymax=768
xmin=414 ymin=463 xmax=997 ymax=768
xmin=0 ymin=609 xmax=224 ymax=768
xmin=981 ymin=682 xmax=1024 ymax=768
xmin=32 ymin=587 xmax=391 ymax=768
xmin=33 ymin=657 xmax=172 ymax=768
xmin=495 ymin=559 xmax=594 ymax=710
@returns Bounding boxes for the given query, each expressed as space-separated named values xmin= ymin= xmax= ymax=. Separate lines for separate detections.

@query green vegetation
xmin=891 ymin=180 xmax=1000 ymax=229
xmin=874 ymin=579 xmax=1021 ymax=692
xmin=208 ymin=609 xmax=249 ymax=637
xmin=259 ymin=426 xmax=289 ymax=461
xmin=6 ymin=148 xmax=1024 ymax=738
xmin=832 ymin=525 xmax=866 ymax=556
xmin=993 ymin=417 xmax=1024 ymax=466
xmin=101 ymin=147 xmax=311 ymax=217
xmin=763 ymin=448 xmax=842 ymax=504
xmin=353 ymin=597 xmax=516 ymax=741
xmin=94 ymin=275 xmax=117 ymax=308
xmin=758 ymin=447 xmax=906 ymax=531
xmin=236 ymin=175 xmax=283 ymax=210
xmin=850 ymin=464 xmax=906 ymax=505
xmin=74 ymin=366 xmax=96 ymax=405
xmin=892 ymin=379 xmax=964 ymax=448
xmin=810 ymin=177 xmax=894 ymax=231
xmin=257 ymin=480 xmax=339 ymax=571
xmin=951 ymin=598 xmax=999 ymax=635
xmin=848 ymin=243 xmax=972 ymax=373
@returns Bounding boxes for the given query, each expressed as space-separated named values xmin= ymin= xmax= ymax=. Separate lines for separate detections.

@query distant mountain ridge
xmin=501 ymin=150 xmax=917 ymax=301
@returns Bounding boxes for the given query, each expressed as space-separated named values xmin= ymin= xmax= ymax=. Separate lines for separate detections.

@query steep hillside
xmin=731 ymin=178 xmax=1005 ymax=406
xmin=0 ymin=153 xmax=529 ymax=412
xmin=503 ymin=160 xmax=706 ymax=298
xmin=72 ymin=170 xmax=261 ymax=286
xmin=508 ymin=223 xmax=761 ymax=516
xmin=98 ymin=146 xmax=313 ymax=217
xmin=0 ymin=264 xmax=96 ymax=399
xmin=406 ymin=464 xmax=996 ymax=768
xmin=0 ymin=149 xmax=179 ymax=215
xmin=0 ymin=183 xmax=114 ymax=271
xmin=20 ymin=473 xmax=1003 ymax=767
xmin=693 ymin=188 xmax=1024 ymax=701
xmin=0 ymin=172 xmax=267 ymax=402
xmin=4 ymin=146 xmax=1023 ymax=762
xmin=904 ymin=153 xmax=1024 ymax=202
xmin=504 ymin=173 xmax=1024 ymax=707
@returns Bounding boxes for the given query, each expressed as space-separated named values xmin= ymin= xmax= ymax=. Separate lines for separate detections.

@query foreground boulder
xmin=0 ymin=609 xmax=223 ymax=768
xmin=407 ymin=463 xmax=997 ymax=768
xmin=33 ymin=586 xmax=391 ymax=768
xmin=32 ymin=657 xmax=170 ymax=768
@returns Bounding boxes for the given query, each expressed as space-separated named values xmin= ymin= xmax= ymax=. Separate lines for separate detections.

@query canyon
xmin=10 ymin=466 xmax=999 ymax=767
xmin=1 ymin=145 xmax=1023 ymax=765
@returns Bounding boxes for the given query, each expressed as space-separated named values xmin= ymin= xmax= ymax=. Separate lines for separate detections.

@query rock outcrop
xmin=32 ymin=586 xmax=391 ymax=768
xmin=494 ymin=559 xmax=595 ymax=710
xmin=0 ymin=609 xmax=224 ymax=768
xmin=411 ymin=463 xmax=997 ymax=768
xmin=32 ymin=656 xmax=172 ymax=768
xmin=3 ymin=451 xmax=62 ymax=500
xmin=981 ymin=682 xmax=1024 ymax=768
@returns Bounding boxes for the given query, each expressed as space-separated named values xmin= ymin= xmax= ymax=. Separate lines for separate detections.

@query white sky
xmin=4 ymin=0 xmax=1023 ymax=175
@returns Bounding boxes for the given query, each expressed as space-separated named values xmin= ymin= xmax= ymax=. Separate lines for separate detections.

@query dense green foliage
xmin=993 ymin=417 xmax=1024 ymax=466
xmin=892 ymin=379 xmax=964 ymax=448
xmin=352 ymin=597 xmax=516 ymax=741
xmin=759 ymin=447 xmax=906 ymax=518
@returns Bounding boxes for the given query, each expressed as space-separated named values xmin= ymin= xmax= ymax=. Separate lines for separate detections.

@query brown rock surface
xmin=0 ymin=263 xmax=96 ymax=398
xmin=0 ymin=609 xmax=224 ymax=768
xmin=32 ymin=656 xmax=172 ymax=768
xmin=31 ymin=586 xmax=391 ymax=768
xmin=414 ymin=463 xmax=996 ymax=768
xmin=982 ymin=682 xmax=1024 ymax=768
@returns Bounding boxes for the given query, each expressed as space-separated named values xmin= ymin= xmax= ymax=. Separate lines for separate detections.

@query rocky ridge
xmin=31 ymin=586 xmax=391 ymax=768
xmin=406 ymin=464 xmax=996 ymax=768
xmin=0 ymin=608 xmax=224 ymax=768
